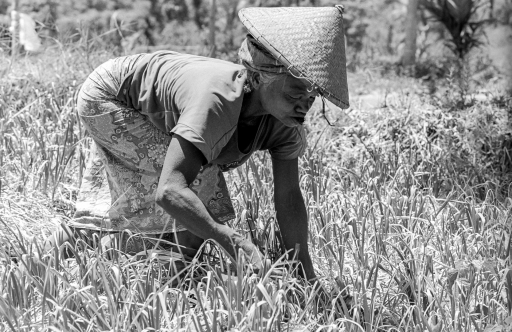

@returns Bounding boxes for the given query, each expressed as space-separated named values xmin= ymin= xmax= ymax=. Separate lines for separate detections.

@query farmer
xmin=46 ymin=6 xmax=349 ymax=282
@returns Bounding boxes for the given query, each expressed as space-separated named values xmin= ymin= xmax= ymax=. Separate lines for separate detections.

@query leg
xmin=129 ymin=230 xmax=204 ymax=258
xmin=169 ymin=230 xmax=205 ymax=258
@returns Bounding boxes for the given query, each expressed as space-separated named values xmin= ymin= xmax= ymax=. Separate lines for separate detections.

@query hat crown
xmin=239 ymin=6 xmax=349 ymax=109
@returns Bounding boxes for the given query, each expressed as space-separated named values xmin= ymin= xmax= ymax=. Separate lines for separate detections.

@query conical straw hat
xmin=238 ymin=6 xmax=349 ymax=109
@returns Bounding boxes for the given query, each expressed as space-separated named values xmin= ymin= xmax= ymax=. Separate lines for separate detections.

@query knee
xmin=173 ymin=231 xmax=204 ymax=256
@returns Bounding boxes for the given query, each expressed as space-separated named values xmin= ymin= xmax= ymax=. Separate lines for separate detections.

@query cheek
xmin=264 ymin=92 xmax=289 ymax=112
xmin=275 ymin=99 xmax=294 ymax=114
xmin=276 ymin=93 xmax=295 ymax=109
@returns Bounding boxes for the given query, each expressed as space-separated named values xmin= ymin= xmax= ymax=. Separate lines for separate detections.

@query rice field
xmin=0 ymin=47 xmax=511 ymax=331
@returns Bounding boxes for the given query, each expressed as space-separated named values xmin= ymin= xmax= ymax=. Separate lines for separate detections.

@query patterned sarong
xmin=70 ymin=59 xmax=235 ymax=234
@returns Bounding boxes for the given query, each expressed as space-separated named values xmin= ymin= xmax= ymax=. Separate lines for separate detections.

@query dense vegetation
xmin=1 ymin=0 xmax=512 ymax=331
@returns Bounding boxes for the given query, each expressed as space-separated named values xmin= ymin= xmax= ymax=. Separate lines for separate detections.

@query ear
xmin=249 ymin=71 xmax=262 ymax=89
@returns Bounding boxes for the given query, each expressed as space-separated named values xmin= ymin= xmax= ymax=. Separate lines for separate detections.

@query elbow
xmin=155 ymin=185 xmax=180 ymax=210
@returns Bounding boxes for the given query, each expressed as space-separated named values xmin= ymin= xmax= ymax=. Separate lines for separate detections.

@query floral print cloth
xmin=71 ymin=64 xmax=235 ymax=234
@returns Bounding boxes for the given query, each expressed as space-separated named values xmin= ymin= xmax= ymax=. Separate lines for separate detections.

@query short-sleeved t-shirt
xmin=115 ymin=51 xmax=306 ymax=169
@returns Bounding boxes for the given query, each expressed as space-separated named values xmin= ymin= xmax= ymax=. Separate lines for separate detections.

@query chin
xmin=281 ymin=119 xmax=301 ymax=128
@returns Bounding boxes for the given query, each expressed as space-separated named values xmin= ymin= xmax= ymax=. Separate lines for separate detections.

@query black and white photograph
xmin=0 ymin=0 xmax=511 ymax=330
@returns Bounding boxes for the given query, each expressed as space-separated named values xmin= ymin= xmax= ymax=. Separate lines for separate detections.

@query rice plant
xmin=1 ymin=46 xmax=511 ymax=331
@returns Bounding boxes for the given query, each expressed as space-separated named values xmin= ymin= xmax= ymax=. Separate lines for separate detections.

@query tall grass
xmin=1 ymin=46 xmax=511 ymax=331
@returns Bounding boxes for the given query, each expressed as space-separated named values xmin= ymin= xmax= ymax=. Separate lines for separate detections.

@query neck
xmin=240 ymin=90 xmax=266 ymax=121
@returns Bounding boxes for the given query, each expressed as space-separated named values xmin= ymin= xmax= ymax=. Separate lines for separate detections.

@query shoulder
xmin=170 ymin=55 xmax=247 ymax=104
xmin=174 ymin=54 xmax=246 ymax=93
xmin=149 ymin=51 xmax=245 ymax=77
xmin=165 ymin=54 xmax=247 ymax=163
xmin=126 ymin=51 xmax=245 ymax=85
xmin=143 ymin=52 xmax=246 ymax=101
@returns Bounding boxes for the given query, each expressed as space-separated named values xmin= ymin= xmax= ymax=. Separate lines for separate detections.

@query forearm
xmin=275 ymin=190 xmax=316 ymax=280
xmin=156 ymin=186 xmax=253 ymax=257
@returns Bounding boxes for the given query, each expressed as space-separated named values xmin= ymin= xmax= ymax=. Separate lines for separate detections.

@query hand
xmin=240 ymin=240 xmax=265 ymax=270
xmin=237 ymin=240 xmax=284 ymax=277
xmin=239 ymin=240 xmax=272 ymax=273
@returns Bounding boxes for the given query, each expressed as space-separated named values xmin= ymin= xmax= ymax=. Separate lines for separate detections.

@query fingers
xmin=243 ymin=248 xmax=281 ymax=277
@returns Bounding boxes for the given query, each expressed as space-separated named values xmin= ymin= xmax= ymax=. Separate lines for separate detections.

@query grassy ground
xmin=1 ymin=46 xmax=512 ymax=331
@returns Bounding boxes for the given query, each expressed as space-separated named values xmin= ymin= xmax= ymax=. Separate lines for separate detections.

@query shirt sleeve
xmin=170 ymin=67 xmax=246 ymax=163
xmin=267 ymin=124 xmax=307 ymax=160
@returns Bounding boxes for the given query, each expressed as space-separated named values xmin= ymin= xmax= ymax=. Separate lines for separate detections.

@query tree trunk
xmin=209 ymin=0 xmax=217 ymax=57
xmin=508 ymin=46 xmax=512 ymax=96
xmin=223 ymin=0 xmax=239 ymax=50
xmin=10 ymin=0 xmax=19 ymax=60
xmin=402 ymin=0 xmax=419 ymax=66
xmin=192 ymin=0 xmax=203 ymax=29
xmin=386 ymin=24 xmax=394 ymax=54
xmin=149 ymin=0 xmax=164 ymax=31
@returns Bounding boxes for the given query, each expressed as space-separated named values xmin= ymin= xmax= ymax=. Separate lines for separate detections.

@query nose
xmin=307 ymin=96 xmax=315 ymax=109
xmin=296 ymin=105 xmax=308 ymax=115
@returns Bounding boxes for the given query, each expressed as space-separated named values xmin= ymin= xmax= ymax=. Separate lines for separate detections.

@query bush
xmin=421 ymin=0 xmax=489 ymax=59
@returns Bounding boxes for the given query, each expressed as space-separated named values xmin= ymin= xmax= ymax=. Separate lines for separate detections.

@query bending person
xmin=45 ymin=6 xmax=349 ymax=283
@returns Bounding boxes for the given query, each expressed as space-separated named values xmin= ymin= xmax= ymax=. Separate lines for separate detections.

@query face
xmin=259 ymin=74 xmax=318 ymax=127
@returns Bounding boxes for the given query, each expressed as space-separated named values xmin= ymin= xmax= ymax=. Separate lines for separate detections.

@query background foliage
xmin=0 ymin=0 xmax=512 ymax=331
xmin=1 ymin=0 xmax=511 ymax=65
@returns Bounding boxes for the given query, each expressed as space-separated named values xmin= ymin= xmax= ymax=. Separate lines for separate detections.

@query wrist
xmin=216 ymin=225 xmax=252 ymax=256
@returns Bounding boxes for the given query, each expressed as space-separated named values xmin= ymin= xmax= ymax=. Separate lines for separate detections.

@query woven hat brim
xmin=239 ymin=6 xmax=349 ymax=109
